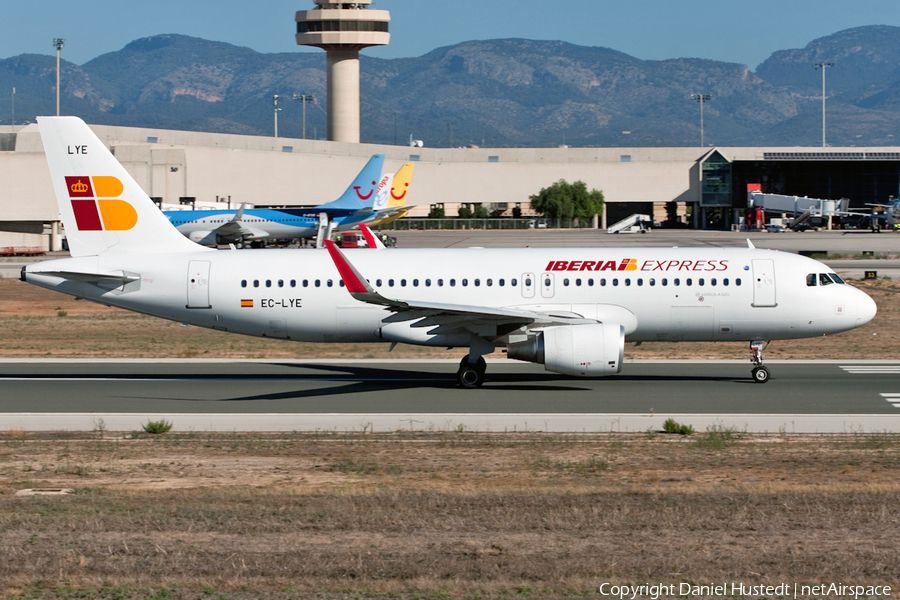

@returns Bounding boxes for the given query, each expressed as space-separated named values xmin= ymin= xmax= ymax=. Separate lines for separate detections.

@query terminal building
xmin=1 ymin=121 xmax=899 ymax=250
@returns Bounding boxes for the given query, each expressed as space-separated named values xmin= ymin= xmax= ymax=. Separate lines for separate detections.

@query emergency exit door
xmin=751 ymin=259 xmax=776 ymax=307
xmin=187 ymin=260 xmax=211 ymax=309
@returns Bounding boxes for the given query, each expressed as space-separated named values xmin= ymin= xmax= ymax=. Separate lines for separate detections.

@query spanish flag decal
xmin=241 ymin=299 xmax=253 ymax=308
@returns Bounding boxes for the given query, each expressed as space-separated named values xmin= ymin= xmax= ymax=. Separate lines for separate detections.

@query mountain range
xmin=1 ymin=25 xmax=899 ymax=147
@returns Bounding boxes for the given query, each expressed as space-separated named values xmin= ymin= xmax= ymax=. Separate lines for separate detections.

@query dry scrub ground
xmin=2 ymin=280 xmax=900 ymax=598
xmin=0 ymin=278 xmax=897 ymax=360
xmin=1 ymin=431 xmax=900 ymax=599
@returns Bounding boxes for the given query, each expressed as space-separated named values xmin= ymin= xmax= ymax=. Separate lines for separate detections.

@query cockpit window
xmin=829 ymin=273 xmax=845 ymax=284
xmin=806 ymin=273 xmax=817 ymax=286
xmin=819 ymin=273 xmax=834 ymax=286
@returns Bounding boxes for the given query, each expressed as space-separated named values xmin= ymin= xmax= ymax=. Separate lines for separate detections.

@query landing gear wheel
xmin=457 ymin=356 xmax=486 ymax=388
xmin=751 ymin=366 xmax=770 ymax=383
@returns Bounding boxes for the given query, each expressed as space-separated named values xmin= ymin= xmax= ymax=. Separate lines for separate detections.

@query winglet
xmin=747 ymin=239 xmax=755 ymax=249
xmin=324 ymin=240 xmax=407 ymax=308
xmin=359 ymin=224 xmax=386 ymax=249
xmin=324 ymin=240 xmax=372 ymax=294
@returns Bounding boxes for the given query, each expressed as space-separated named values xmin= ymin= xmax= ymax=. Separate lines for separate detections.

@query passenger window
xmin=462 ymin=279 xmax=469 ymax=286
xmin=413 ymin=279 xmax=419 ymax=287
xmin=511 ymin=279 xmax=518 ymax=286
xmin=327 ymin=280 xmax=333 ymax=287
xmin=674 ymin=278 xmax=680 ymax=286
xmin=819 ymin=273 xmax=834 ymax=286
xmin=625 ymin=279 xmax=631 ymax=286
xmin=499 ymin=279 xmax=505 ymax=287
xmin=315 ymin=280 xmax=321 ymax=287
xmin=389 ymin=279 xmax=394 ymax=287
xmin=662 ymin=278 xmax=668 ymax=286
xmin=253 ymin=280 xmax=260 ymax=288
xmin=686 ymin=278 xmax=693 ymax=286
xmin=290 ymin=280 xmax=296 ymax=288
xmin=266 ymin=280 xmax=272 ymax=287
xmin=303 ymin=280 xmax=309 ymax=287
xmin=450 ymin=279 xmax=456 ymax=286
xmin=474 ymin=279 xmax=480 ymax=286
xmin=613 ymin=278 xmax=619 ymax=286
xmin=736 ymin=278 xmax=742 ymax=286
xmin=601 ymin=278 xmax=607 ymax=286
xmin=376 ymin=279 xmax=382 ymax=287
xmin=401 ymin=279 xmax=407 ymax=287
xmin=576 ymin=278 xmax=581 ymax=286
xmin=426 ymin=279 xmax=432 ymax=287
xmin=486 ymin=279 xmax=492 ymax=287
xmin=563 ymin=278 xmax=570 ymax=286
xmin=241 ymin=280 xmax=247 ymax=288
xmin=711 ymin=278 xmax=716 ymax=286
xmin=588 ymin=278 xmax=594 ymax=286
xmin=278 ymin=280 xmax=284 ymax=288
xmin=807 ymin=273 xmax=817 ymax=287
xmin=438 ymin=279 xmax=444 ymax=287
xmin=339 ymin=281 xmax=345 ymax=287
xmin=637 ymin=279 xmax=643 ymax=286
xmin=544 ymin=277 xmax=551 ymax=287
xmin=649 ymin=278 xmax=655 ymax=286
xmin=524 ymin=277 xmax=531 ymax=286
xmin=698 ymin=278 xmax=704 ymax=286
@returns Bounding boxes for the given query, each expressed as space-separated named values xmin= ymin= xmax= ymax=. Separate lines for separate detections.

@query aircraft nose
xmin=854 ymin=288 xmax=877 ymax=326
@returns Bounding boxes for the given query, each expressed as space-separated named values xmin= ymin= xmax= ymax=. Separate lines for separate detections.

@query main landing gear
xmin=457 ymin=356 xmax=487 ymax=388
xmin=750 ymin=340 xmax=770 ymax=383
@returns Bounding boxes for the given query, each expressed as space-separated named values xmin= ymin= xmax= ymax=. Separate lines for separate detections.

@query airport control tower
xmin=295 ymin=1 xmax=390 ymax=143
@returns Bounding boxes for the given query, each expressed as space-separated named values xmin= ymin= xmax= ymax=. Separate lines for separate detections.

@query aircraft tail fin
xmin=388 ymin=163 xmax=415 ymax=209
xmin=38 ymin=116 xmax=205 ymax=258
xmin=312 ymin=154 xmax=385 ymax=214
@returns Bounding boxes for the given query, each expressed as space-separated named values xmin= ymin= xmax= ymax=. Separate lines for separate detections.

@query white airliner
xmin=24 ymin=117 xmax=877 ymax=387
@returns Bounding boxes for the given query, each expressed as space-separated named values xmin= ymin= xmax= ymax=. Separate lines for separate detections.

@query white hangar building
xmin=1 ymin=122 xmax=898 ymax=250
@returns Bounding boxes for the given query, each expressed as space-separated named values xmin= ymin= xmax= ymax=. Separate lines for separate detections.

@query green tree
xmin=473 ymin=204 xmax=489 ymax=219
xmin=512 ymin=206 xmax=522 ymax=219
xmin=529 ymin=179 xmax=604 ymax=222
xmin=428 ymin=205 xmax=445 ymax=218
xmin=457 ymin=205 xmax=473 ymax=219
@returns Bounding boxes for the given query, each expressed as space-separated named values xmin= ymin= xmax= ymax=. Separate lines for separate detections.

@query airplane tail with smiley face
xmin=38 ymin=116 xmax=206 ymax=258
xmin=370 ymin=162 xmax=415 ymax=226
xmin=308 ymin=153 xmax=385 ymax=217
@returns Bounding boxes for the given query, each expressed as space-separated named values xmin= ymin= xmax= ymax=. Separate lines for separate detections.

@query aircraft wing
xmin=324 ymin=241 xmax=595 ymax=333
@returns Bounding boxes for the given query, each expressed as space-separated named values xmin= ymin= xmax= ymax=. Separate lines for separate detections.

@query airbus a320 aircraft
xmin=25 ymin=118 xmax=877 ymax=387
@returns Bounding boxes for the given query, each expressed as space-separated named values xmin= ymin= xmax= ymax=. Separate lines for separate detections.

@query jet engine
xmin=507 ymin=323 xmax=624 ymax=376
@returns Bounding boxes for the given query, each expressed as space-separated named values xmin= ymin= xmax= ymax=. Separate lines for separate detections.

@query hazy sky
xmin=2 ymin=0 xmax=898 ymax=70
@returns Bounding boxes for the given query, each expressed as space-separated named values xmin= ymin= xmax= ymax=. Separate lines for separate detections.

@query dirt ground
xmin=0 ymin=277 xmax=897 ymax=360
xmin=1 ymin=431 xmax=899 ymax=599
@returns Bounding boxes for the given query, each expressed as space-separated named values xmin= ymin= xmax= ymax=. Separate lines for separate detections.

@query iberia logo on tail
xmin=64 ymin=176 xmax=137 ymax=231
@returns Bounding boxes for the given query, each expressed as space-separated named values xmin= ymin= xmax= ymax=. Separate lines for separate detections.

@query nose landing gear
xmin=750 ymin=340 xmax=770 ymax=383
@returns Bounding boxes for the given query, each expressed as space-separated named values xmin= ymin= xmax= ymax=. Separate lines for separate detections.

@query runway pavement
xmin=2 ymin=359 xmax=899 ymax=433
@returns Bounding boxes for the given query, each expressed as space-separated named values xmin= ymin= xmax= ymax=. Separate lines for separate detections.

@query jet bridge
xmin=747 ymin=191 xmax=849 ymax=231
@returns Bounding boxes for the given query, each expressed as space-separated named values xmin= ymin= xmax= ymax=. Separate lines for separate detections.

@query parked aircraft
xmin=25 ymin=118 xmax=877 ymax=388
xmin=163 ymin=154 xmax=386 ymax=246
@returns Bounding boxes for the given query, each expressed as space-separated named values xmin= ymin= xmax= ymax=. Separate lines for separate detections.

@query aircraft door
xmin=751 ymin=259 xmax=777 ymax=307
xmin=541 ymin=272 xmax=555 ymax=298
xmin=521 ymin=273 xmax=535 ymax=298
xmin=187 ymin=260 xmax=211 ymax=309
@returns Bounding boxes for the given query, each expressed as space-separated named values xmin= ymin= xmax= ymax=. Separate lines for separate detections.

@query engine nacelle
xmin=188 ymin=230 xmax=217 ymax=246
xmin=507 ymin=323 xmax=624 ymax=377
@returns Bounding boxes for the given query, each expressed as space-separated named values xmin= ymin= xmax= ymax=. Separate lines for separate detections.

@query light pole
xmin=53 ymin=38 xmax=65 ymax=116
xmin=273 ymin=94 xmax=281 ymax=138
xmin=690 ymin=94 xmax=711 ymax=147
xmin=293 ymin=94 xmax=315 ymax=139
xmin=814 ymin=62 xmax=834 ymax=147
xmin=10 ymin=87 xmax=14 ymax=126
